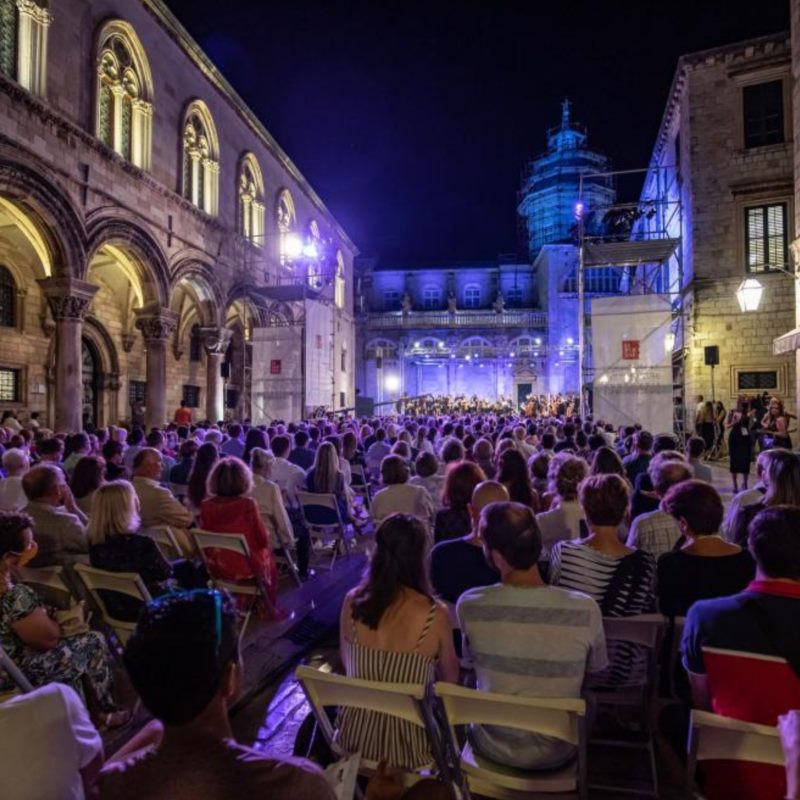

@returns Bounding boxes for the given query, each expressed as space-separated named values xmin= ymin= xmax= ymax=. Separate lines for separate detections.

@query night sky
xmin=165 ymin=0 xmax=790 ymax=264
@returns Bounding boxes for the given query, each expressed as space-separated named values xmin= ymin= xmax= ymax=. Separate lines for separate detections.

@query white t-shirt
xmin=0 ymin=476 xmax=27 ymax=511
xmin=0 ymin=683 xmax=103 ymax=800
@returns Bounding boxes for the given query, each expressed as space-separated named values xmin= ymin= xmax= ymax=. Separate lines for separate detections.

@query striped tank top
xmin=337 ymin=602 xmax=438 ymax=769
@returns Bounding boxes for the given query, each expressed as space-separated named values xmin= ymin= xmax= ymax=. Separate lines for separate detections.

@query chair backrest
xmin=689 ymin=709 xmax=783 ymax=766
xmin=296 ymin=664 xmax=429 ymax=747
xmin=297 ymin=491 xmax=344 ymax=528
xmin=72 ymin=563 xmax=151 ymax=638
xmin=602 ymin=614 xmax=667 ymax=650
xmin=434 ymin=681 xmax=585 ymax=745
xmin=191 ymin=528 xmax=251 ymax=559
xmin=140 ymin=526 xmax=182 ymax=560
xmin=15 ymin=565 xmax=75 ymax=609
xmin=0 ymin=644 xmax=33 ymax=692
xmin=351 ymin=464 xmax=368 ymax=486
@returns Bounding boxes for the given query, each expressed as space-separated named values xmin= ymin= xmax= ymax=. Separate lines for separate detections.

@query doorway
xmin=81 ymin=338 xmax=100 ymax=429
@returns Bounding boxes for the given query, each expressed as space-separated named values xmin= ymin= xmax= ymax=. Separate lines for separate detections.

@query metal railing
xmin=360 ymin=309 xmax=547 ymax=329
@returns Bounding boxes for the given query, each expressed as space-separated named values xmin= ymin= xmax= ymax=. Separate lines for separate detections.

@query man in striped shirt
xmin=458 ymin=501 xmax=607 ymax=770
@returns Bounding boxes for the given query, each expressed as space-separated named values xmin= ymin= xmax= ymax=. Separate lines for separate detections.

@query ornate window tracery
xmin=276 ymin=189 xmax=297 ymax=267
xmin=182 ymin=101 xmax=219 ymax=215
xmin=238 ymin=154 xmax=265 ymax=245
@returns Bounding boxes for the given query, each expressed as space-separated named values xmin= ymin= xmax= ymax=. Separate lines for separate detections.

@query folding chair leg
xmin=238 ymin=598 xmax=257 ymax=647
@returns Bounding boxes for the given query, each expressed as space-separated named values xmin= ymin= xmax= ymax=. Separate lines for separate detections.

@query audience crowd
xmin=0 ymin=401 xmax=798 ymax=799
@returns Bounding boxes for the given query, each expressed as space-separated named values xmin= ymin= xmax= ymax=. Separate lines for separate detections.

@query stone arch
xmin=83 ymin=314 xmax=121 ymax=377
xmin=85 ymin=212 xmax=170 ymax=307
xmin=225 ymin=282 xmax=269 ymax=327
xmin=170 ymin=256 xmax=224 ymax=324
xmin=0 ymin=153 xmax=86 ymax=278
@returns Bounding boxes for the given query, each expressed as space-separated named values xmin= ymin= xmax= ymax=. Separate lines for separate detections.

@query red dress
xmin=199 ymin=496 xmax=278 ymax=616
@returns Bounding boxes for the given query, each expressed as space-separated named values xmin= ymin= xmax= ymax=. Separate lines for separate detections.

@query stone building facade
xmin=638 ymin=32 xmax=796 ymax=418
xmin=0 ymin=0 xmax=356 ymax=432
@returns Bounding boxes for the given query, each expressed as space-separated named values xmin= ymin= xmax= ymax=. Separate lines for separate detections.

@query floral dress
xmin=0 ymin=583 xmax=116 ymax=710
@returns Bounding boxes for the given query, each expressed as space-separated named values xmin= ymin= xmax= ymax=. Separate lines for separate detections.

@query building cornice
xmin=141 ymin=0 xmax=358 ymax=255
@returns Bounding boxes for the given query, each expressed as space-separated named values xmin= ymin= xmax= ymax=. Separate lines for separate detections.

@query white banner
xmin=251 ymin=325 xmax=303 ymax=424
xmin=304 ymin=299 xmax=333 ymax=410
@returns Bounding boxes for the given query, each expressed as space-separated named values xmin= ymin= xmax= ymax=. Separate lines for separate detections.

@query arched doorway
xmin=81 ymin=338 xmax=100 ymax=429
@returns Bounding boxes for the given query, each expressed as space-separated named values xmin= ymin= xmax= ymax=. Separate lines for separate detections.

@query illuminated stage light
xmin=566 ymin=337 xmax=574 ymax=345
xmin=284 ymin=233 xmax=303 ymax=258
xmin=534 ymin=337 xmax=541 ymax=345
xmin=302 ymin=242 xmax=319 ymax=259
xmin=438 ymin=341 xmax=445 ymax=348
xmin=384 ymin=374 xmax=400 ymax=392
xmin=509 ymin=351 xmax=515 ymax=357
xmin=465 ymin=354 xmax=471 ymax=361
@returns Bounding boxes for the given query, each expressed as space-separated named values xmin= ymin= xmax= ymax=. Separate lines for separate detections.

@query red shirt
xmin=174 ymin=407 xmax=192 ymax=426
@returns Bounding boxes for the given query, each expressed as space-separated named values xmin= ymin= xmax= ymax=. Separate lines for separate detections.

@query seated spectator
xmin=682 ymin=506 xmax=800 ymax=800
xmin=305 ymin=441 xmax=351 ymax=523
xmin=528 ymin=452 xmax=550 ymax=498
xmin=632 ymin=434 xmax=680 ymax=493
xmin=132 ymin=449 xmax=193 ymax=555
xmin=658 ymin=480 xmax=755 ymax=618
xmin=433 ymin=461 xmax=486 ymax=543
xmin=630 ymin=450 xmax=686 ymax=519
xmin=88 ymin=481 xmax=172 ymax=622
xmin=687 ymin=436 xmax=713 ymax=483
xmin=728 ymin=448 xmax=800 ymax=547
xmin=513 ymin=425 xmax=536 ymax=458
xmin=270 ymin=434 xmax=306 ymax=509
xmin=199 ymin=458 xmax=279 ymax=619
xmin=341 ymin=430 xmax=365 ymax=470
xmin=168 ymin=439 xmax=197 ymax=486
xmin=622 ymin=430 xmax=653 ymax=484
xmin=439 ymin=437 xmax=465 ymax=472
xmin=220 ymin=423 xmax=245 ymax=458
xmin=430 ymin=480 xmax=508 ymax=604
xmin=0 ymin=511 xmax=126 ymax=726
xmin=70 ymin=456 xmax=105 ymax=517
xmin=550 ymin=474 xmax=655 ymax=687
xmin=63 ymin=433 xmax=91 ymax=479
xmin=0 ymin=683 xmax=104 ymax=800
xmin=98 ymin=590 xmax=334 ymax=799
xmin=590 ymin=445 xmax=626 ymax=480
xmin=458 ymin=501 xmax=607 ymax=770
xmin=288 ymin=429 xmax=315 ymax=471
xmin=371 ymin=454 xmax=431 ymax=527
xmin=23 ymin=463 xmax=88 ymax=567
xmin=101 ymin=440 xmax=129 ymax=482
xmin=145 ymin=430 xmax=176 ymax=484
xmin=535 ymin=454 xmax=588 ymax=556
xmin=553 ymin=422 xmax=576 ymax=453
xmin=338 ymin=514 xmax=458 ymax=769
xmin=626 ymin=459 xmax=691 ymax=558
xmin=780 ymin=711 xmax=800 ymax=800
xmin=365 ymin=428 xmax=392 ymax=478
xmin=473 ymin=437 xmax=496 ymax=480
xmin=0 ymin=448 xmax=29 ymax=511
xmin=122 ymin=427 xmax=145 ymax=471
xmin=242 ymin=427 xmax=269 ymax=466
xmin=497 ymin=448 xmax=538 ymax=511
xmin=722 ymin=449 xmax=769 ymax=539
xmin=1 ymin=410 xmax=21 ymax=434
xmin=409 ymin=451 xmax=445 ymax=510
xmin=539 ymin=431 xmax=556 ymax=457
xmin=186 ymin=442 xmax=219 ymax=513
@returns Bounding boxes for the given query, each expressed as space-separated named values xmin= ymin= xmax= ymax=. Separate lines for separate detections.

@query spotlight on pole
xmin=302 ymin=241 xmax=319 ymax=259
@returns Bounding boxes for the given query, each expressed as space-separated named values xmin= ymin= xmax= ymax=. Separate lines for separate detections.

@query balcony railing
xmin=361 ymin=309 xmax=548 ymax=329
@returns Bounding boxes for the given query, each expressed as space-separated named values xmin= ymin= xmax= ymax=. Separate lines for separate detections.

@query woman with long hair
xmin=433 ymin=461 xmax=486 ymax=543
xmin=305 ymin=440 xmax=350 ymax=522
xmin=338 ymin=513 xmax=458 ymax=769
xmin=88 ymin=481 xmax=172 ymax=620
xmin=187 ymin=442 xmax=219 ymax=512
xmin=242 ymin=427 xmax=269 ymax=466
xmin=496 ymin=448 xmax=538 ymax=511
xmin=761 ymin=396 xmax=794 ymax=450
xmin=70 ymin=455 xmax=105 ymax=516
xmin=590 ymin=446 xmax=627 ymax=480
xmin=726 ymin=396 xmax=756 ymax=492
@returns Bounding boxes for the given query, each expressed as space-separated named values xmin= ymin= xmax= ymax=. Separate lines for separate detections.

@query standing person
xmin=713 ymin=401 xmax=727 ymax=458
xmin=338 ymin=514 xmax=458 ymax=769
xmin=727 ymin=397 xmax=756 ymax=493
xmin=694 ymin=394 xmax=706 ymax=438
xmin=700 ymin=401 xmax=716 ymax=455
xmin=761 ymin=397 xmax=794 ymax=450
xmin=173 ymin=400 xmax=192 ymax=427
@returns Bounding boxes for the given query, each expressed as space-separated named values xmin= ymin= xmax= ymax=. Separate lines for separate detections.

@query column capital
xmin=37 ymin=277 xmax=97 ymax=321
xmin=16 ymin=0 xmax=53 ymax=25
xmin=134 ymin=307 xmax=179 ymax=342
xmin=200 ymin=326 xmax=233 ymax=356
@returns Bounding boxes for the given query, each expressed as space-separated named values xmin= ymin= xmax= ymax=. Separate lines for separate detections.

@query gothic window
xmin=238 ymin=154 xmax=265 ymax=245
xmin=182 ymin=101 xmax=219 ymax=215
xmin=463 ymin=284 xmax=481 ymax=309
xmin=335 ymin=250 xmax=346 ymax=308
xmin=459 ymin=336 xmax=492 ymax=358
xmin=507 ymin=287 xmax=524 ymax=307
xmin=422 ymin=286 xmax=441 ymax=310
xmin=96 ymin=22 xmax=153 ymax=169
xmin=743 ymin=80 xmax=784 ymax=149
xmin=128 ymin=380 xmax=146 ymax=407
xmin=383 ymin=290 xmax=400 ymax=311
xmin=746 ymin=203 xmax=788 ymax=273
xmin=1 ymin=0 xmax=50 ymax=96
xmin=0 ymin=367 xmax=20 ymax=402
xmin=0 ymin=265 xmax=16 ymax=328
xmin=276 ymin=189 xmax=297 ymax=267
xmin=182 ymin=385 xmax=201 ymax=408
xmin=189 ymin=324 xmax=202 ymax=362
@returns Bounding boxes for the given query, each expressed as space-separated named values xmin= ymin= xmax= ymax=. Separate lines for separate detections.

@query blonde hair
xmin=312 ymin=441 xmax=340 ymax=494
xmin=250 ymin=447 xmax=275 ymax=475
xmin=87 ymin=481 xmax=141 ymax=546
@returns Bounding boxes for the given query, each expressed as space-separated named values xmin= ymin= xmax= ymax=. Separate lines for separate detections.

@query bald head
xmin=651 ymin=459 xmax=691 ymax=497
xmin=469 ymin=481 xmax=510 ymax=528
xmin=133 ymin=447 xmax=163 ymax=480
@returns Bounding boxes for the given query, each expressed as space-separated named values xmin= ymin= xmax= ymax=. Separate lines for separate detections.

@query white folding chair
xmin=587 ymin=614 xmax=667 ymax=797
xmin=263 ymin=513 xmax=303 ymax=589
xmin=685 ymin=709 xmax=784 ymax=799
xmin=350 ymin=464 xmax=373 ymax=512
xmin=191 ymin=529 xmax=266 ymax=643
xmin=73 ymin=563 xmax=152 ymax=644
xmin=0 ymin=643 xmax=33 ymax=696
xmin=15 ymin=565 xmax=76 ymax=610
xmin=296 ymin=491 xmax=352 ymax=569
xmin=434 ymin=681 xmax=587 ymax=800
xmin=295 ymin=664 xmax=447 ymax=786
xmin=140 ymin=525 xmax=183 ymax=561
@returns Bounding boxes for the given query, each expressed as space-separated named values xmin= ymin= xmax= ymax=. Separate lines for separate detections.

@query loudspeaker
xmin=704 ymin=346 xmax=719 ymax=366
xmin=220 ymin=362 xmax=230 ymax=379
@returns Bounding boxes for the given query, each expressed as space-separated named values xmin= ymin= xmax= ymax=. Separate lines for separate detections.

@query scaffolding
xmin=577 ymin=164 xmax=686 ymax=440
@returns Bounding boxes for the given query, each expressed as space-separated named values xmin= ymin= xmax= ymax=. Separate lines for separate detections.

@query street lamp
xmin=736 ymin=278 xmax=764 ymax=312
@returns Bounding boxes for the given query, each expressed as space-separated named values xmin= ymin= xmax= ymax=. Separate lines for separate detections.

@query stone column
xmin=135 ymin=308 xmax=178 ymax=429
xmin=38 ymin=277 xmax=98 ymax=432
xmin=201 ymin=327 xmax=232 ymax=423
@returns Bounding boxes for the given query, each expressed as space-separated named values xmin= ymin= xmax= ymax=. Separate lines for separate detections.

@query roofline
xmin=647 ymin=30 xmax=790 ymax=173
xmin=143 ymin=0 xmax=359 ymax=255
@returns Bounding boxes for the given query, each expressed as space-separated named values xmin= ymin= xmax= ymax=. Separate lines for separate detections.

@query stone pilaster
xmin=38 ymin=277 xmax=98 ymax=432
xmin=135 ymin=307 xmax=178 ymax=429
